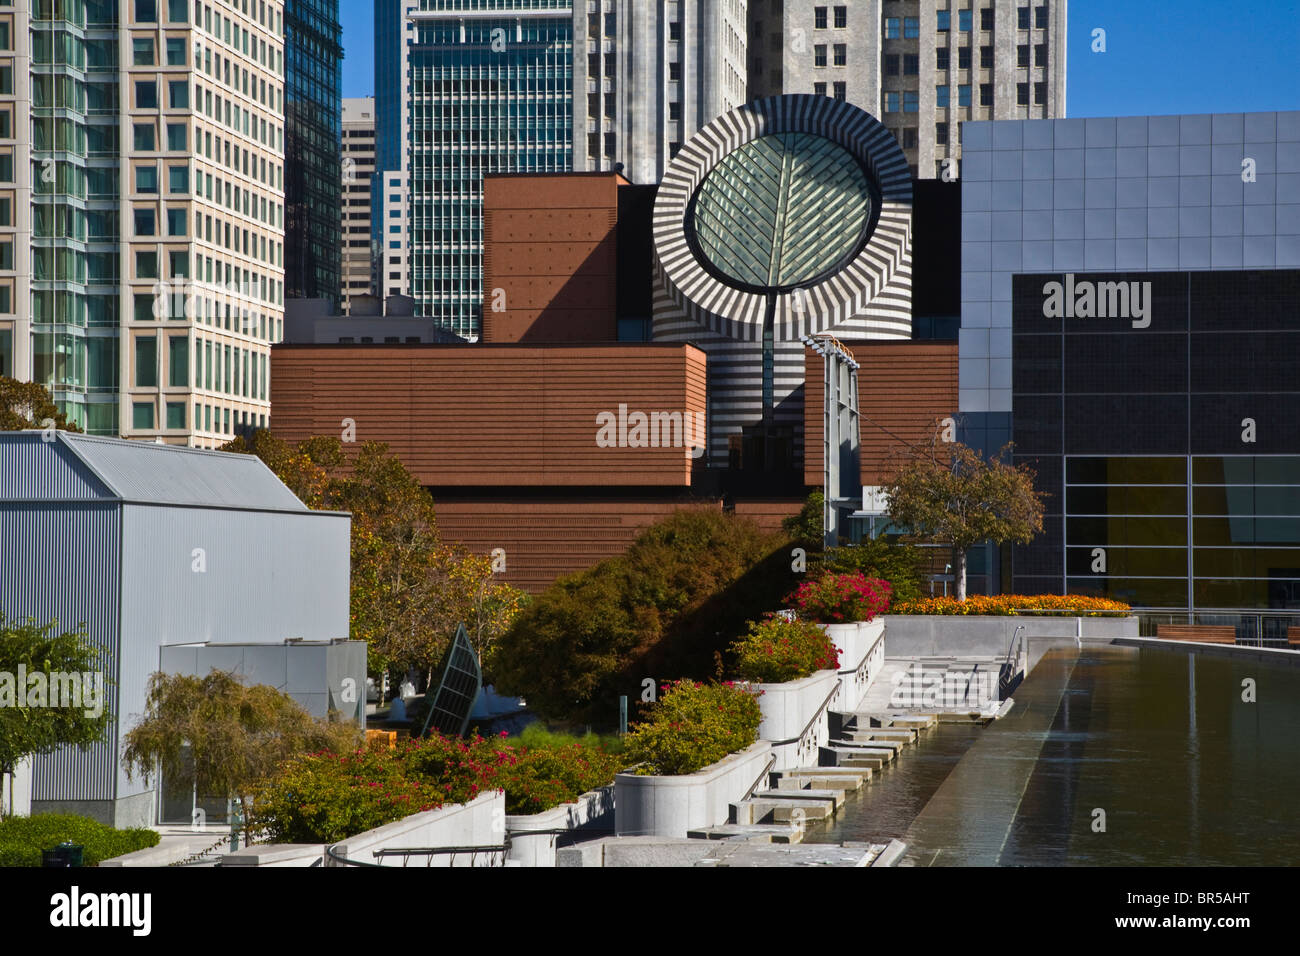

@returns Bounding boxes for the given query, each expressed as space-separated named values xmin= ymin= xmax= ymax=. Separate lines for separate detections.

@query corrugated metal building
xmin=0 ymin=432 xmax=353 ymax=827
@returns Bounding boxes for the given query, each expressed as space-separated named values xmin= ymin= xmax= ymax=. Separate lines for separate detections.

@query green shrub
xmin=251 ymin=733 xmax=627 ymax=843
xmin=816 ymin=537 xmax=926 ymax=605
xmin=0 ymin=814 xmax=159 ymax=867
xmin=786 ymin=571 xmax=892 ymax=623
xmin=730 ymin=616 xmax=839 ymax=683
xmin=623 ymin=680 xmax=762 ymax=776
xmin=486 ymin=509 xmax=793 ymax=724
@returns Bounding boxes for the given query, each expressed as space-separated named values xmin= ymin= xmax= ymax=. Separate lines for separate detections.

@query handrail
xmin=765 ymin=680 xmax=843 ymax=747
xmin=999 ymin=624 xmax=1027 ymax=699
xmin=325 ymin=838 xmax=510 ymax=868
xmin=741 ymin=753 xmax=777 ymax=802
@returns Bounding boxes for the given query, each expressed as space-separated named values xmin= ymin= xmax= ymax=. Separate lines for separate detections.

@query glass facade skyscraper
xmin=283 ymin=0 xmax=342 ymax=303
xmin=407 ymin=1 xmax=572 ymax=339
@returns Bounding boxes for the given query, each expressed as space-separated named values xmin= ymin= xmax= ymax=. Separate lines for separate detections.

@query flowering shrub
xmin=890 ymin=594 xmax=1131 ymax=616
xmin=250 ymin=732 xmax=626 ymax=843
xmin=730 ymin=615 xmax=840 ymax=683
xmin=786 ymin=572 xmax=892 ymax=623
xmin=623 ymin=680 xmax=762 ymax=776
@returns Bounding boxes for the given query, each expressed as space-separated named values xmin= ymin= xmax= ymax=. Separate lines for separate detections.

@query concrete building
xmin=0 ymin=0 xmax=288 ymax=449
xmin=748 ymin=0 xmax=1067 ymax=179
xmin=341 ymin=97 xmax=377 ymax=313
xmin=283 ymin=0 xmax=343 ymax=304
xmin=0 ymin=432 xmax=354 ymax=827
xmin=372 ymin=0 xmax=417 ymax=305
xmin=284 ymin=295 xmax=465 ymax=344
xmin=958 ymin=110 xmax=1300 ymax=614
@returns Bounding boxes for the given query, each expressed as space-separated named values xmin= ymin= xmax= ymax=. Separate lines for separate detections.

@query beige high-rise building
xmin=748 ymin=0 xmax=1067 ymax=178
xmin=0 ymin=0 xmax=286 ymax=449
xmin=341 ymin=96 xmax=375 ymax=313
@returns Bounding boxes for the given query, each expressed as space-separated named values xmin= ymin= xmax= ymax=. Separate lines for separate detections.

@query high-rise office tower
xmin=372 ymin=0 xmax=415 ymax=305
xmin=0 ymin=0 xmax=287 ymax=448
xmin=572 ymin=1 xmax=748 ymax=185
xmin=748 ymin=0 xmax=1067 ymax=178
xmin=341 ymin=96 xmax=375 ymax=312
xmin=283 ymin=0 xmax=342 ymax=303
xmin=376 ymin=0 xmax=747 ymax=339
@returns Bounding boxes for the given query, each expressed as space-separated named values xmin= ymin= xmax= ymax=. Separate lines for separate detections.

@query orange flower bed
xmin=891 ymin=594 xmax=1131 ymax=616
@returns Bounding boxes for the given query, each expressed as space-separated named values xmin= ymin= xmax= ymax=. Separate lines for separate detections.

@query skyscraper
xmin=341 ymin=96 xmax=376 ymax=312
xmin=283 ymin=0 xmax=343 ymax=303
xmin=372 ymin=0 xmax=415 ymax=304
xmin=749 ymin=0 xmax=1067 ymax=178
xmin=0 ymin=0 xmax=287 ymax=448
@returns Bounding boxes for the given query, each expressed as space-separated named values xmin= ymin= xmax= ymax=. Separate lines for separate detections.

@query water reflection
xmin=901 ymin=645 xmax=1300 ymax=866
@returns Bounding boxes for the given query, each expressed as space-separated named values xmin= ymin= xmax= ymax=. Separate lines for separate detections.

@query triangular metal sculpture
xmin=418 ymin=623 xmax=482 ymax=739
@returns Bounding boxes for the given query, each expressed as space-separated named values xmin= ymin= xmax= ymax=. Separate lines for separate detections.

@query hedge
xmin=623 ymin=680 xmax=762 ymax=776
xmin=0 ymin=814 xmax=159 ymax=867
xmin=730 ymin=616 xmax=839 ymax=683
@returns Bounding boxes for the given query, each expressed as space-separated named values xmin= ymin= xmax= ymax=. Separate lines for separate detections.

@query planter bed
xmin=614 ymin=742 xmax=772 ymax=839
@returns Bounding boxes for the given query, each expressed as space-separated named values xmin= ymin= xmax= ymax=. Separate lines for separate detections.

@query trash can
xmin=41 ymin=843 xmax=84 ymax=868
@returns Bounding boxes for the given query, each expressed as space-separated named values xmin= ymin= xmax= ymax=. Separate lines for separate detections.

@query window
xmin=168 ymin=166 xmax=188 ymax=193
xmin=903 ymin=54 xmax=918 ymax=74
xmin=1034 ymin=81 xmax=1047 ymax=104
xmin=669 ymin=142 xmax=681 ymax=158
xmin=833 ymin=81 xmax=846 ymax=102
xmin=166 ymin=38 xmax=186 ymax=65
xmin=885 ymin=54 xmax=900 ymax=75
xmin=135 ymin=337 xmax=157 ymax=387
xmin=902 ymin=127 xmax=918 ymax=149
xmin=958 ymin=45 xmax=971 ymax=69
xmin=167 ymin=208 xmax=186 ymax=236
xmin=1036 ymin=4 xmax=1049 ymax=29
xmin=169 ymin=80 xmax=188 ymax=109
xmin=1017 ymin=82 xmax=1030 ymax=105
xmin=668 ymin=20 xmax=680 ymax=40
xmin=834 ymin=6 xmax=847 ymax=28
xmin=166 ymin=123 xmax=186 ymax=151
xmin=935 ymin=47 xmax=950 ymax=70
xmin=936 ymin=85 xmax=950 ymax=107
xmin=133 ymin=37 xmax=155 ymax=65
xmin=1018 ymin=6 xmax=1030 ymax=29
xmin=1035 ymin=43 xmax=1047 ymax=66
xmin=981 ymin=7 xmax=994 ymax=30
xmin=903 ymin=17 xmax=919 ymax=38
xmin=133 ymin=402 xmax=154 ymax=430
xmin=1018 ymin=44 xmax=1030 ymax=67
xmin=833 ymin=44 xmax=846 ymax=66
xmin=669 ymin=101 xmax=680 ymax=121
xmin=669 ymin=61 xmax=680 ymax=81
xmin=168 ymin=337 xmax=188 ymax=387
xmin=958 ymin=84 xmax=971 ymax=106
xmin=0 ymin=240 xmax=11 ymax=270
xmin=959 ymin=9 xmax=972 ymax=31
xmin=981 ymin=44 xmax=993 ymax=67
xmin=814 ymin=6 xmax=827 ymax=29
xmin=167 ymin=0 xmax=187 ymax=21
xmin=166 ymin=402 xmax=185 ymax=429
xmin=135 ymin=0 xmax=157 ymax=24
xmin=134 ymin=208 xmax=155 ymax=236
xmin=136 ymin=166 xmax=158 ymax=193
xmin=136 ymin=81 xmax=158 ymax=109
xmin=0 ymin=67 xmax=10 ymax=95
xmin=136 ymin=251 xmax=158 ymax=279
xmin=903 ymin=90 xmax=918 ymax=113
xmin=814 ymin=44 xmax=827 ymax=67
xmin=884 ymin=17 xmax=900 ymax=39
xmin=980 ymin=83 xmax=993 ymax=106
xmin=937 ymin=10 xmax=950 ymax=31
xmin=936 ymin=121 xmax=949 ymax=145
xmin=133 ymin=123 xmax=154 ymax=151
xmin=814 ymin=82 xmax=827 ymax=97
xmin=885 ymin=91 xmax=900 ymax=113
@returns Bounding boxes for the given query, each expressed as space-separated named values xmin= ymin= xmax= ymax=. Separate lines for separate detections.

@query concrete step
xmin=831 ymin=740 xmax=903 ymax=757
xmin=754 ymin=788 xmax=845 ymax=811
xmin=840 ymin=728 xmax=917 ymax=745
xmin=687 ymin=823 xmax=804 ymax=845
xmin=856 ymin=713 xmax=939 ymax=731
xmin=774 ymin=770 xmax=869 ymax=792
xmin=735 ymin=795 xmax=837 ymax=825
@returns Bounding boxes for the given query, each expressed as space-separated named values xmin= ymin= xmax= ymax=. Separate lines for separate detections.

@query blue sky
xmin=338 ymin=0 xmax=1300 ymax=117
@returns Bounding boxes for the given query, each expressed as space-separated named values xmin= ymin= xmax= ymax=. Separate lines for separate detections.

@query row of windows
xmin=132 ymin=288 xmax=281 ymax=340
xmin=886 ymin=42 xmax=1048 ymax=74
xmin=131 ymin=399 xmax=266 ymax=435
xmin=811 ymin=44 xmax=847 ymax=68
xmin=884 ymin=5 xmax=1049 ymax=38
xmin=812 ymin=6 xmax=849 ymax=30
xmin=885 ymin=82 xmax=1047 ymax=112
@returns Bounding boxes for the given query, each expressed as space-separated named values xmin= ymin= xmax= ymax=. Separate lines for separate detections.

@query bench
xmin=1287 ymin=627 xmax=1300 ymax=648
xmin=1156 ymin=624 xmax=1237 ymax=644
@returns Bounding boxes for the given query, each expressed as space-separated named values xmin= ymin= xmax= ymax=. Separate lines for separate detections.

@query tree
xmin=782 ymin=490 xmax=825 ymax=547
xmin=0 ymin=617 xmax=110 ymax=816
xmin=120 ymin=671 xmax=361 ymax=844
xmin=883 ymin=435 xmax=1045 ymax=600
xmin=817 ymin=535 xmax=927 ymax=605
xmin=0 ymin=376 xmax=81 ymax=433
xmin=486 ymin=508 xmax=793 ymax=724
xmin=223 ymin=432 xmax=526 ymax=687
